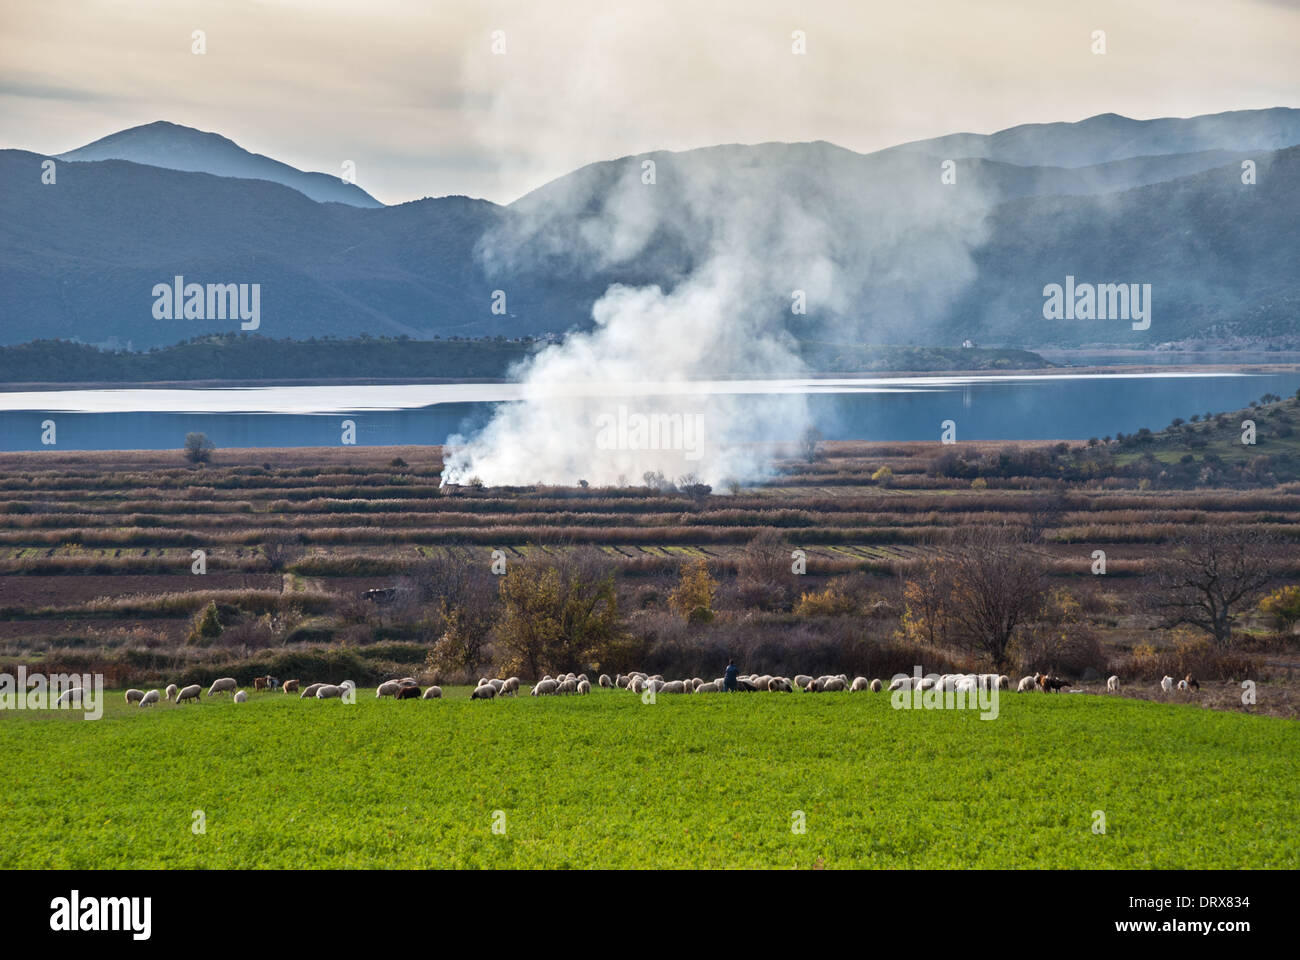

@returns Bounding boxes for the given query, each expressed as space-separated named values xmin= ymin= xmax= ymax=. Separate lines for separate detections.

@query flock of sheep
xmin=100 ymin=668 xmax=1197 ymax=709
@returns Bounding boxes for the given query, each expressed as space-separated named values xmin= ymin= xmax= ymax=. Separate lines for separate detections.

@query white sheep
xmin=822 ymin=677 xmax=846 ymax=692
xmin=376 ymin=680 xmax=401 ymax=698
xmin=176 ymin=684 xmax=201 ymax=704
xmin=628 ymin=677 xmax=646 ymax=694
xmin=557 ymin=679 xmax=578 ymax=695
xmin=1176 ymin=678 xmax=1189 ymax=692
xmin=1107 ymin=675 xmax=1120 ymax=692
xmin=207 ymin=677 xmax=237 ymax=697
xmin=124 ymin=688 xmax=145 ymax=704
xmin=768 ymin=677 xmax=793 ymax=692
xmin=998 ymin=675 xmax=1011 ymax=690
xmin=165 ymin=683 xmax=177 ymax=701
xmin=869 ymin=678 xmax=883 ymax=692
xmin=532 ymin=679 xmax=559 ymax=696
xmin=659 ymin=680 xmax=686 ymax=694
xmin=1017 ymin=676 xmax=1037 ymax=692
xmin=615 ymin=675 xmax=629 ymax=689
xmin=501 ymin=677 xmax=520 ymax=696
xmin=576 ymin=679 xmax=591 ymax=694
xmin=316 ymin=685 xmax=343 ymax=699
xmin=470 ymin=683 xmax=497 ymax=700
xmin=599 ymin=674 xmax=612 ymax=688
xmin=139 ymin=689 xmax=160 ymax=707
xmin=488 ymin=678 xmax=505 ymax=692
xmin=1160 ymin=675 xmax=1174 ymax=693
xmin=694 ymin=680 xmax=720 ymax=693
xmin=850 ymin=677 xmax=869 ymax=692
xmin=234 ymin=690 xmax=247 ymax=703
xmin=299 ymin=683 xmax=324 ymax=699
xmin=422 ymin=685 xmax=443 ymax=699
xmin=887 ymin=677 xmax=908 ymax=692
xmin=577 ymin=673 xmax=589 ymax=684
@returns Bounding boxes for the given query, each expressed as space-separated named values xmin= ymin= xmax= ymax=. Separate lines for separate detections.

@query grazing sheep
xmin=599 ymin=674 xmax=612 ymax=688
xmin=558 ymin=679 xmax=578 ymax=695
xmin=849 ymin=677 xmax=868 ymax=692
xmin=659 ymin=680 xmax=686 ymax=694
xmin=1017 ymin=676 xmax=1037 ymax=692
xmin=577 ymin=673 xmax=589 ymax=684
xmin=176 ymin=684 xmax=201 ymax=704
xmin=422 ymin=685 xmax=443 ymax=699
xmin=997 ymin=675 xmax=1011 ymax=690
xmin=532 ymin=679 xmax=559 ymax=696
xmin=1160 ymin=675 xmax=1174 ymax=694
xmin=887 ymin=677 xmax=910 ymax=692
xmin=470 ymin=684 xmax=497 ymax=700
xmin=917 ymin=677 xmax=937 ymax=692
xmin=1176 ymin=678 xmax=1188 ymax=692
xmin=139 ymin=689 xmax=160 ymax=707
xmin=488 ymin=678 xmax=505 ymax=692
xmin=694 ymin=680 xmax=721 ymax=693
xmin=869 ymin=678 xmax=883 ymax=692
xmin=316 ymin=685 xmax=344 ymax=699
xmin=376 ymin=680 xmax=402 ymax=698
xmin=794 ymin=675 xmax=813 ymax=689
xmin=233 ymin=690 xmax=247 ymax=703
xmin=576 ymin=680 xmax=591 ymax=694
xmin=124 ymin=688 xmax=145 ymax=704
xmin=823 ymin=677 xmax=847 ymax=692
xmin=207 ymin=677 xmax=237 ymax=698
xmin=615 ymin=675 xmax=629 ymax=689
xmin=395 ymin=685 xmax=421 ymax=700
xmin=282 ymin=679 xmax=300 ymax=694
xmin=504 ymin=677 xmax=521 ymax=695
xmin=299 ymin=683 xmax=325 ymax=699
xmin=1107 ymin=675 xmax=1120 ymax=692
xmin=768 ymin=677 xmax=792 ymax=692
xmin=165 ymin=683 xmax=178 ymax=701
xmin=628 ymin=677 xmax=646 ymax=694
xmin=1184 ymin=674 xmax=1200 ymax=692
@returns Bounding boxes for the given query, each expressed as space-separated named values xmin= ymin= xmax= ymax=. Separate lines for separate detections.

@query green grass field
xmin=2 ymin=689 xmax=1296 ymax=869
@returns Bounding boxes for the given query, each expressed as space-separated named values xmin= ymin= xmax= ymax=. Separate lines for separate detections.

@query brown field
xmin=2 ymin=441 xmax=1298 ymax=716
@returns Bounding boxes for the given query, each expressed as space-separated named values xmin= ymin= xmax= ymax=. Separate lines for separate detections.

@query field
xmin=3 ymin=390 xmax=1300 ymax=870
xmin=3 ymin=685 xmax=1297 ymax=869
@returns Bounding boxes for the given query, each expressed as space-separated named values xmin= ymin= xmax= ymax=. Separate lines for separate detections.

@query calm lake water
xmin=1 ymin=372 xmax=1297 ymax=451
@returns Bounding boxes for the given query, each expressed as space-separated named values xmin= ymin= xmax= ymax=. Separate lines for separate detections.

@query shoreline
xmin=3 ymin=362 xmax=1299 ymax=392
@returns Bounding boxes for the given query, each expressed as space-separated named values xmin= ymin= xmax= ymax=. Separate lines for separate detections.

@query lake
xmin=1 ymin=371 xmax=1297 ymax=451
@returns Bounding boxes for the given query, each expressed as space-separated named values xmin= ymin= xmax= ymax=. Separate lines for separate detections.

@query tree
xmin=736 ymin=529 xmax=792 ymax=610
xmin=495 ymin=550 xmax=621 ymax=678
xmin=1154 ymin=530 xmax=1272 ymax=648
xmin=189 ymin=601 xmax=223 ymax=644
xmin=669 ymin=557 xmax=716 ymax=622
xmin=259 ymin=531 xmax=303 ymax=572
xmin=799 ymin=426 xmax=823 ymax=463
xmin=184 ymin=432 xmax=214 ymax=465
xmin=941 ymin=528 xmax=1049 ymax=671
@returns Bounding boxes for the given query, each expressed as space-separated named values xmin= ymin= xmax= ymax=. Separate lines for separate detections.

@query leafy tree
xmin=189 ymin=601 xmax=223 ymax=644
xmin=669 ymin=558 xmax=716 ymax=622
xmin=495 ymin=552 xmax=621 ymax=678
xmin=184 ymin=432 xmax=214 ymax=464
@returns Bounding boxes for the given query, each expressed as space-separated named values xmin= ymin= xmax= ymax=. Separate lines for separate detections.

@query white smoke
xmin=444 ymin=13 xmax=995 ymax=489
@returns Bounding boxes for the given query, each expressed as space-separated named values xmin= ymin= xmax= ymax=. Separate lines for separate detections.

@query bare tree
xmin=1154 ymin=530 xmax=1272 ymax=648
xmin=941 ymin=527 xmax=1050 ymax=671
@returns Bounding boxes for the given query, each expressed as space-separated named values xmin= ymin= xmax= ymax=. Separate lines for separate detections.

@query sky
xmin=1 ymin=0 xmax=1297 ymax=205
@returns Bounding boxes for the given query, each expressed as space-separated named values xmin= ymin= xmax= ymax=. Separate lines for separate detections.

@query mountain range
xmin=2 ymin=108 xmax=1297 ymax=350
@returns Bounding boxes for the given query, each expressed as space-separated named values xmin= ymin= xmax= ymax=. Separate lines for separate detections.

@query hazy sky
xmin=2 ymin=0 xmax=1297 ymax=205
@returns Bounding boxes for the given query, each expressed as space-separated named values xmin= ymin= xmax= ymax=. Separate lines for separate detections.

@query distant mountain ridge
xmin=2 ymin=108 xmax=1297 ymax=352
xmin=58 ymin=120 xmax=383 ymax=208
